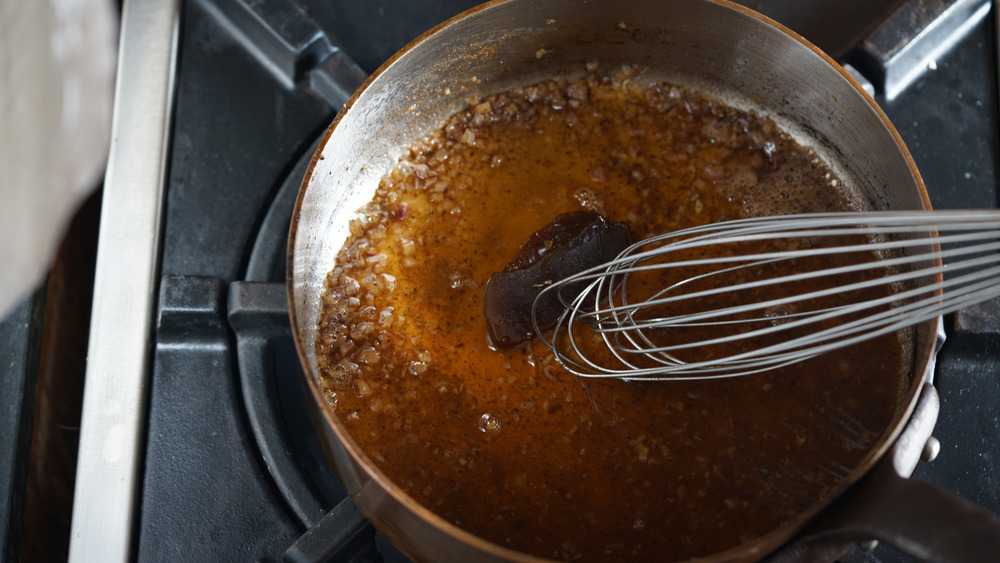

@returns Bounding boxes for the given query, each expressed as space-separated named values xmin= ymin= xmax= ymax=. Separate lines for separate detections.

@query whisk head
xmin=533 ymin=210 xmax=1000 ymax=381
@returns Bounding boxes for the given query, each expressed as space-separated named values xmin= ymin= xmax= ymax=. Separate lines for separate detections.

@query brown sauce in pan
xmin=315 ymin=67 xmax=911 ymax=561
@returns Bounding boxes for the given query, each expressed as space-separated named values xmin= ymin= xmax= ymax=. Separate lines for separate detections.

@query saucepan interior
xmin=288 ymin=0 xmax=936 ymax=560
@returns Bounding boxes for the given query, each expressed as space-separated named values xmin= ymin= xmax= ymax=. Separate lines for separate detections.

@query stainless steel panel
xmin=67 ymin=0 xmax=180 ymax=561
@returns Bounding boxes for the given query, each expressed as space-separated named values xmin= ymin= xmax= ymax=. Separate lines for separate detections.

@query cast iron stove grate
xmin=131 ymin=0 xmax=1000 ymax=561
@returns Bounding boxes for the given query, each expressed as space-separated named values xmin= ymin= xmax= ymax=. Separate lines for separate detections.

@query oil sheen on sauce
xmin=315 ymin=67 xmax=910 ymax=562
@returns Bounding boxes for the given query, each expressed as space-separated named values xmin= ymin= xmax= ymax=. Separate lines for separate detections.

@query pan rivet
xmin=921 ymin=436 xmax=941 ymax=462
xmin=858 ymin=540 xmax=878 ymax=551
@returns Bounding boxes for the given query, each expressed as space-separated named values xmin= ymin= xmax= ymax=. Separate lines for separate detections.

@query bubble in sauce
xmin=478 ymin=413 xmax=502 ymax=433
xmin=765 ymin=304 xmax=796 ymax=326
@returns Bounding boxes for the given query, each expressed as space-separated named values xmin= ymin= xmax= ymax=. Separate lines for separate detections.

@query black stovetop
xmin=3 ymin=0 xmax=998 ymax=561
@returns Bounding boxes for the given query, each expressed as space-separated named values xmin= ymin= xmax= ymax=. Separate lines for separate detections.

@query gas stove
xmin=2 ymin=0 xmax=998 ymax=561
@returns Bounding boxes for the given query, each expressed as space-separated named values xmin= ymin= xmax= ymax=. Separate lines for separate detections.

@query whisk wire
xmin=617 ymin=260 xmax=1000 ymax=365
xmin=603 ymin=238 xmax=1000 ymax=334
xmin=534 ymin=210 xmax=1000 ymax=381
xmin=563 ymin=227 xmax=998 ymax=329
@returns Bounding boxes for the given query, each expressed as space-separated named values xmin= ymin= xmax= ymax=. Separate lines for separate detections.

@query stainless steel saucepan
xmin=288 ymin=0 xmax=1000 ymax=560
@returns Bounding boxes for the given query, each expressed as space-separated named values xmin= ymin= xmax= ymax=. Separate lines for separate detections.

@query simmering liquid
xmin=315 ymin=67 xmax=911 ymax=561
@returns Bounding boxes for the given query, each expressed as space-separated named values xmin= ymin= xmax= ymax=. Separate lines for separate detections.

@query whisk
xmin=533 ymin=210 xmax=1000 ymax=381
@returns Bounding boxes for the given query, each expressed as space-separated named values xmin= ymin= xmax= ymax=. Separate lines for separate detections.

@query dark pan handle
xmin=771 ymin=384 xmax=1000 ymax=562
xmin=838 ymin=471 xmax=1000 ymax=560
